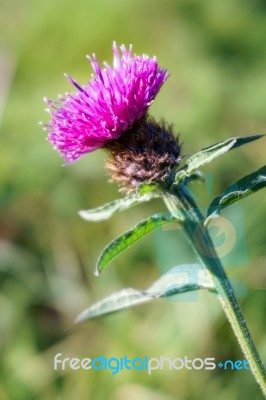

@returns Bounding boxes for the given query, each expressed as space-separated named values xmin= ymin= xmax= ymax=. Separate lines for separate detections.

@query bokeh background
xmin=1 ymin=0 xmax=266 ymax=399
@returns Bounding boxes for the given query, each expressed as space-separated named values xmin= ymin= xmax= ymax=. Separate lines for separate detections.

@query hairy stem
xmin=162 ymin=184 xmax=266 ymax=396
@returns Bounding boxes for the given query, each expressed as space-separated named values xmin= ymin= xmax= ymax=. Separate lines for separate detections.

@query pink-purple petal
xmin=44 ymin=43 xmax=168 ymax=162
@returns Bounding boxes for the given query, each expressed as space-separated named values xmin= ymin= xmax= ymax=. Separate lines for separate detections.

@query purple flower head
xmin=44 ymin=42 xmax=168 ymax=162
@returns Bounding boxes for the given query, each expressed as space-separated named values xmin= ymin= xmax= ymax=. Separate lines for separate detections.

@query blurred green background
xmin=1 ymin=0 xmax=266 ymax=399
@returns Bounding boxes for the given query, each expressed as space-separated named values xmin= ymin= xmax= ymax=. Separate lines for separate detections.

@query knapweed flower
xmin=44 ymin=42 xmax=168 ymax=162
xmin=43 ymin=42 xmax=181 ymax=192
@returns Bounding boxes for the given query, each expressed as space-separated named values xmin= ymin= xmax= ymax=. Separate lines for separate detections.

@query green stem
xmin=162 ymin=184 xmax=266 ymax=397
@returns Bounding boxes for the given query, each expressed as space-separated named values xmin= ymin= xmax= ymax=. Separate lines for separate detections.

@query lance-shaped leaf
xmin=206 ymin=165 xmax=266 ymax=223
xmin=79 ymin=192 xmax=159 ymax=222
xmin=75 ymin=264 xmax=216 ymax=322
xmin=175 ymin=135 xmax=263 ymax=183
xmin=95 ymin=212 xmax=183 ymax=275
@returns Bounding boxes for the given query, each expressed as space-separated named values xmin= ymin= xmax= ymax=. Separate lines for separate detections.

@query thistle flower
xmin=43 ymin=42 xmax=182 ymax=192
xmin=44 ymin=42 xmax=168 ymax=162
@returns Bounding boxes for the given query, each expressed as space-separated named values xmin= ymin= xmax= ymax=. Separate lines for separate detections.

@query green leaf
xmin=229 ymin=134 xmax=263 ymax=149
xmin=206 ymin=165 xmax=266 ymax=222
xmin=185 ymin=137 xmax=237 ymax=173
xmin=79 ymin=192 xmax=159 ymax=222
xmin=75 ymin=264 xmax=216 ymax=322
xmin=175 ymin=135 xmax=263 ymax=182
xmin=95 ymin=212 xmax=183 ymax=275
xmin=185 ymin=171 xmax=205 ymax=185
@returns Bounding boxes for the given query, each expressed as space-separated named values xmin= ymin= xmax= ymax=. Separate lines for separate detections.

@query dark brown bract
xmin=105 ymin=115 xmax=181 ymax=192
